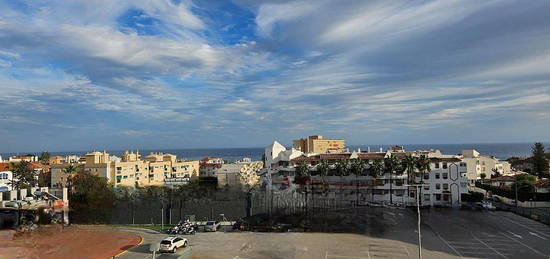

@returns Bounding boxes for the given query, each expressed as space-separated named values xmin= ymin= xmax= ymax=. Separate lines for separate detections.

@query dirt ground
xmin=0 ymin=225 xmax=141 ymax=259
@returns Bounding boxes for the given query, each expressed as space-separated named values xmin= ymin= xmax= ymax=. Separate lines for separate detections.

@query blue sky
xmin=1 ymin=0 xmax=550 ymax=152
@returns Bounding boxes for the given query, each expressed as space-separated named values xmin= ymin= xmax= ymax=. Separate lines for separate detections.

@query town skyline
xmin=1 ymin=1 xmax=550 ymax=152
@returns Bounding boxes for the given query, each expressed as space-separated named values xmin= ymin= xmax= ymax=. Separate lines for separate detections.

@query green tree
xmin=70 ymin=172 xmax=116 ymax=223
xmin=63 ymin=165 xmax=78 ymax=189
xmin=350 ymin=158 xmax=366 ymax=205
xmin=295 ymin=161 xmax=310 ymax=178
xmin=384 ymin=155 xmax=399 ymax=204
xmin=414 ymin=155 xmax=431 ymax=205
xmin=532 ymin=142 xmax=549 ymax=178
xmin=402 ymin=155 xmax=417 ymax=184
xmin=8 ymin=161 xmax=38 ymax=190
xmin=38 ymin=151 xmax=51 ymax=164
xmin=369 ymin=159 xmax=383 ymax=178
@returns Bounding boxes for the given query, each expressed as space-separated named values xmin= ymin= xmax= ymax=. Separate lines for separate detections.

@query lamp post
xmin=405 ymin=184 xmax=429 ymax=259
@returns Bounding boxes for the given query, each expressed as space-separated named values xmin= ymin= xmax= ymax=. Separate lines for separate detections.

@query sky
xmin=1 ymin=0 xmax=550 ymax=153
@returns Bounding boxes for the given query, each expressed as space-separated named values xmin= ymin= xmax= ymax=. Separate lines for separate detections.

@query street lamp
xmin=405 ymin=184 xmax=429 ymax=259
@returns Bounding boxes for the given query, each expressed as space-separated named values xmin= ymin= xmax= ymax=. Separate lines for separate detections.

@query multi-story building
xmin=262 ymin=141 xmax=468 ymax=207
xmin=48 ymin=156 xmax=65 ymax=165
xmin=0 ymin=163 xmax=13 ymax=192
xmin=460 ymin=149 xmax=511 ymax=184
xmin=292 ymin=135 xmax=346 ymax=154
xmin=51 ymin=151 xmax=199 ymax=188
xmin=0 ymin=162 xmax=44 ymax=191
xmin=216 ymin=162 xmax=263 ymax=188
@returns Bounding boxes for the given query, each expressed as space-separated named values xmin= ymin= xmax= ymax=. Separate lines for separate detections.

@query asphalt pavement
xmin=114 ymin=208 xmax=550 ymax=259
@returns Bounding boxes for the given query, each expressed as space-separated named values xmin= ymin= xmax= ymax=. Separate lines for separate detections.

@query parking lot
xmin=115 ymin=209 xmax=550 ymax=259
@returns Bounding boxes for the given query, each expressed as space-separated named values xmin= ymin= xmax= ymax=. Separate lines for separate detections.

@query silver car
xmin=204 ymin=221 xmax=220 ymax=232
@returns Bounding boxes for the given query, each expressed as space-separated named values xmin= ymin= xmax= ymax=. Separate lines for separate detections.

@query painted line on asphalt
xmin=473 ymin=235 xmax=508 ymax=259
xmin=434 ymin=234 xmax=464 ymax=258
xmin=500 ymin=215 xmax=550 ymax=239
xmin=500 ymin=232 xmax=547 ymax=257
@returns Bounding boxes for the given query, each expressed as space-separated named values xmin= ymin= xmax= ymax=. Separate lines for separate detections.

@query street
xmin=115 ymin=209 xmax=550 ymax=259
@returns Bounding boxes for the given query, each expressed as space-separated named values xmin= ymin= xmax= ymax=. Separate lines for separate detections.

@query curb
xmin=113 ymin=235 xmax=143 ymax=258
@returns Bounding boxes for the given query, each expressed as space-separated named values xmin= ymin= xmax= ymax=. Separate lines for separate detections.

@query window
xmin=423 ymin=185 xmax=429 ymax=191
xmin=424 ymin=173 xmax=429 ymax=180
xmin=442 ymin=173 xmax=448 ymax=179
xmin=435 ymin=163 xmax=439 ymax=169
xmin=435 ymin=173 xmax=440 ymax=179
xmin=409 ymin=192 xmax=415 ymax=197
xmin=443 ymin=163 xmax=448 ymax=169
xmin=460 ymin=182 xmax=467 ymax=188
xmin=443 ymin=183 xmax=449 ymax=190
xmin=436 ymin=183 xmax=441 ymax=190
xmin=424 ymin=194 xmax=430 ymax=201
xmin=435 ymin=194 xmax=441 ymax=200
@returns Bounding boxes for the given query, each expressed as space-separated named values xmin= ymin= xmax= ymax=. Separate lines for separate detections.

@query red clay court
xmin=0 ymin=225 xmax=141 ymax=259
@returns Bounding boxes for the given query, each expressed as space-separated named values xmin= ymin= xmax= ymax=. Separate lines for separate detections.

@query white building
xmin=261 ymin=142 xmax=468 ymax=207
xmin=460 ymin=149 xmax=512 ymax=184
xmin=0 ymin=164 xmax=13 ymax=191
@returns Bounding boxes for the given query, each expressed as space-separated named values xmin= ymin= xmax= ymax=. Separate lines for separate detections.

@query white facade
xmin=264 ymin=141 xmax=303 ymax=169
xmin=461 ymin=149 xmax=512 ymax=183
xmin=0 ymin=170 xmax=13 ymax=191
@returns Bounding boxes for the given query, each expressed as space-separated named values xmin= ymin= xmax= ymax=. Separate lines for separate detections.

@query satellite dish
xmin=149 ymin=243 xmax=160 ymax=252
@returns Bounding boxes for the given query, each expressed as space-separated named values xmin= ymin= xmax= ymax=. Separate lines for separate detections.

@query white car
xmin=204 ymin=221 xmax=220 ymax=232
xmin=159 ymin=236 xmax=188 ymax=253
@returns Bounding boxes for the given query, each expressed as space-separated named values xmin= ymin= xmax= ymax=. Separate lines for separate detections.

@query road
xmin=114 ymin=209 xmax=550 ymax=259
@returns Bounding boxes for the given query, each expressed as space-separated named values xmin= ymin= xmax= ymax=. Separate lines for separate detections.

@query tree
xmin=492 ymin=170 xmax=500 ymax=178
xmin=349 ymin=158 xmax=366 ymax=206
xmin=369 ymin=159 xmax=383 ymax=178
xmin=532 ymin=142 xmax=549 ymax=178
xmin=402 ymin=155 xmax=417 ymax=184
xmin=70 ymin=172 xmax=116 ymax=223
xmin=384 ymin=155 xmax=399 ymax=204
xmin=415 ymin=155 xmax=431 ymax=206
xmin=8 ymin=161 xmax=38 ymax=190
xmin=63 ymin=165 xmax=78 ymax=189
xmin=480 ymin=173 xmax=487 ymax=180
xmin=38 ymin=151 xmax=51 ymax=164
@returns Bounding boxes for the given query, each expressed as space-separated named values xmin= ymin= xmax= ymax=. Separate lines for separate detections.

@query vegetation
xmin=532 ymin=142 xmax=549 ymax=178
xmin=480 ymin=173 xmax=487 ymax=180
xmin=8 ymin=161 xmax=38 ymax=190
xmin=38 ymin=151 xmax=50 ymax=164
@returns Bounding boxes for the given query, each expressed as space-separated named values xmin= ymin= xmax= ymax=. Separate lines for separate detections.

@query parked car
xmin=204 ymin=221 xmax=220 ymax=232
xmin=159 ymin=236 xmax=188 ymax=253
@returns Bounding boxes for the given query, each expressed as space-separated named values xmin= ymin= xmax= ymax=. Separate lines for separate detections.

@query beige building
xmin=292 ymin=135 xmax=346 ymax=154
xmin=51 ymin=151 xmax=199 ymax=188
xmin=216 ymin=161 xmax=263 ymax=188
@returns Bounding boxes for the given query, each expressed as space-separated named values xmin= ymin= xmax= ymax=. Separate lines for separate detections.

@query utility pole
xmin=405 ymin=184 xmax=429 ymax=259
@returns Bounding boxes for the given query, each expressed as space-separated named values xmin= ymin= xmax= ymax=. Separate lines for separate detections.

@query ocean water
xmin=0 ymin=143 xmax=536 ymax=162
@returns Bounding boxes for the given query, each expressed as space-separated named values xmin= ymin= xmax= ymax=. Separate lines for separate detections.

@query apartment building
xmin=292 ymin=135 xmax=346 ymax=154
xmin=262 ymin=142 xmax=468 ymax=207
xmin=216 ymin=161 xmax=263 ymax=188
xmin=51 ymin=151 xmax=199 ymax=188
xmin=460 ymin=149 xmax=511 ymax=183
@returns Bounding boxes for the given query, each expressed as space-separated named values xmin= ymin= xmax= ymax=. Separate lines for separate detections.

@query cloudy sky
xmin=1 ymin=0 xmax=550 ymax=152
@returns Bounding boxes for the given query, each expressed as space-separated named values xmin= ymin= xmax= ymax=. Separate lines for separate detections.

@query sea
xmin=0 ymin=143 xmax=537 ymax=162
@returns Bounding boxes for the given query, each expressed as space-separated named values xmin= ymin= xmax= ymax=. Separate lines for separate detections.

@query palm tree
xmin=415 ymin=155 xmax=431 ymax=206
xmin=369 ymin=159 xmax=384 ymax=202
xmin=384 ymin=154 xmax=399 ymax=204
xmin=335 ymin=160 xmax=349 ymax=205
xmin=349 ymin=158 xmax=366 ymax=206
xmin=63 ymin=164 xmax=78 ymax=190
xmin=295 ymin=161 xmax=310 ymax=216
xmin=402 ymin=155 xmax=417 ymax=206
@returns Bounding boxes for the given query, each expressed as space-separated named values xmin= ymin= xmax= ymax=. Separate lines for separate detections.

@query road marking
xmin=473 ymin=236 xmax=508 ymax=259
xmin=506 ymin=230 xmax=523 ymax=239
xmin=501 ymin=215 xmax=550 ymax=239
xmin=434 ymin=234 xmax=464 ymax=258
xmin=529 ymin=232 xmax=547 ymax=240
xmin=500 ymin=232 xmax=546 ymax=257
